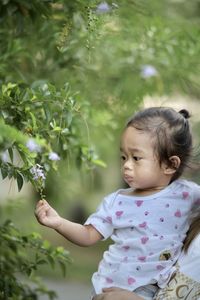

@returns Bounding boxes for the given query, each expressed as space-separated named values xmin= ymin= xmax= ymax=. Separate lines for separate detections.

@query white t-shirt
xmin=85 ymin=179 xmax=200 ymax=294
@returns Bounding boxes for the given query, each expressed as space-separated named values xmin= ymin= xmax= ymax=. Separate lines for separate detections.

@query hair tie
xmin=179 ymin=109 xmax=190 ymax=119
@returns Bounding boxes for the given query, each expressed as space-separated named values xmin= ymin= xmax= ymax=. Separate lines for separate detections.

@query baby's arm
xmin=35 ymin=200 xmax=103 ymax=246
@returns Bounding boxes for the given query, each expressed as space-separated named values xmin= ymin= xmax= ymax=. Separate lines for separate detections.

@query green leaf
xmin=8 ymin=148 xmax=13 ymax=163
xmin=30 ymin=232 xmax=42 ymax=239
xmin=59 ymin=261 xmax=66 ymax=277
xmin=9 ymin=242 xmax=18 ymax=253
xmin=36 ymin=259 xmax=47 ymax=265
xmin=22 ymin=236 xmax=28 ymax=243
xmin=42 ymin=239 xmax=50 ymax=249
xmin=92 ymin=159 xmax=107 ymax=168
xmin=16 ymin=172 xmax=24 ymax=192
xmin=7 ymin=166 xmax=14 ymax=179
xmin=53 ymin=126 xmax=62 ymax=132
xmin=1 ymin=166 xmax=8 ymax=179
xmin=26 ymin=267 xmax=33 ymax=277
xmin=47 ymin=255 xmax=55 ymax=269
xmin=56 ymin=246 xmax=65 ymax=254
xmin=29 ymin=111 xmax=38 ymax=131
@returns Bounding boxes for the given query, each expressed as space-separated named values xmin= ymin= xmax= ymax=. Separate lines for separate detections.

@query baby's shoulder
xmin=175 ymin=179 xmax=200 ymax=202
xmin=175 ymin=179 xmax=200 ymax=191
xmin=104 ymin=188 xmax=132 ymax=206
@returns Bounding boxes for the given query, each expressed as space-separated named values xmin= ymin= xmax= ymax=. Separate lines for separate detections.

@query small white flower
xmin=48 ymin=152 xmax=60 ymax=161
xmin=26 ymin=139 xmax=41 ymax=152
xmin=141 ymin=65 xmax=158 ymax=78
xmin=1 ymin=151 xmax=9 ymax=163
xmin=96 ymin=2 xmax=111 ymax=14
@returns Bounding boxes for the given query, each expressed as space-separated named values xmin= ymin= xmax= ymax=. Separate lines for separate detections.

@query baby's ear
xmin=164 ymin=156 xmax=181 ymax=175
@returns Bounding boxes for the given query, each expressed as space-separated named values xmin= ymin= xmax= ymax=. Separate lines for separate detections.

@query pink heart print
xmin=138 ymin=256 xmax=146 ymax=262
xmin=135 ymin=200 xmax=143 ymax=207
xmin=156 ymin=265 xmax=165 ymax=271
xmin=122 ymin=245 xmax=130 ymax=251
xmin=122 ymin=256 xmax=128 ymax=262
xmin=139 ymin=221 xmax=147 ymax=229
xmin=141 ymin=236 xmax=149 ymax=244
xmin=106 ymin=277 xmax=113 ymax=284
xmin=105 ymin=216 xmax=112 ymax=224
xmin=115 ymin=210 xmax=124 ymax=217
xmin=128 ymin=277 xmax=136 ymax=285
xmin=182 ymin=191 xmax=189 ymax=199
xmin=174 ymin=210 xmax=181 ymax=218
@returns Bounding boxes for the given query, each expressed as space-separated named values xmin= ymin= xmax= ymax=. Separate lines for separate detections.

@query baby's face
xmin=120 ymin=126 xmax=170 ymax=195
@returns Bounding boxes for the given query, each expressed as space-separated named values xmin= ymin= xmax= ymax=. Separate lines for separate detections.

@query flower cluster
xmin=26 ymin=137 xmax=61 ymax=199
xmin=26 ymin=139 xmax=60 ymax=161
xmin=30 ymin=164 xmax=46 ymax=199
xmin=30 ymin=164 xmax=46 ymax=181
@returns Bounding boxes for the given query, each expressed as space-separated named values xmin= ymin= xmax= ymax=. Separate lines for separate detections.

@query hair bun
xmin=179 ymin=109 xmax=190 ymax=119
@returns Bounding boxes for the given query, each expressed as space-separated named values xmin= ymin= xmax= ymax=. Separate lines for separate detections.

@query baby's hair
xmin=183 ymin=211 xmax=200 ymax=252
xmin=126 ymin=107 xmax=193 ymax=181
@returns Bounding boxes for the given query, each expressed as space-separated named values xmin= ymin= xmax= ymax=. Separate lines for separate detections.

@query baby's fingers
xmin=35 ymin=200 xmax=49 ymax=211
xmin=35 ymin=205 xmax=49 ymax=224
xmin=36 ymin=199 xmax=48 ymax=207
xmin=35 ymin=201 xmax=48 ymax=216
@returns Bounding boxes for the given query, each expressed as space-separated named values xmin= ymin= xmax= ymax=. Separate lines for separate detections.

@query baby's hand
xmin=35 ymin=200 xmax=63 ymax=230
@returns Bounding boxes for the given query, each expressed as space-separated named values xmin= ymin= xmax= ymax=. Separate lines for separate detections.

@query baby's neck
xmin=129 ymin=185 xmax=169 ymax=197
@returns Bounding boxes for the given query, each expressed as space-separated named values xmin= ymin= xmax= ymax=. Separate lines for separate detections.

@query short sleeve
xmin=84 ymin=193 xmax=115 ymax=240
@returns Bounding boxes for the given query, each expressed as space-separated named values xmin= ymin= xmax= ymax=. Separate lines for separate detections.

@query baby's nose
xmin=124 ymin=158 xmax=133 ymax=169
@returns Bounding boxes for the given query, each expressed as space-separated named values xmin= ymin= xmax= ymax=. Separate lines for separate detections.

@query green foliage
xmin=0 ymin=80 xmax=104 ymax=298
xmin=0 ymin=81 xmax=105 ymax=195
xmin=0 ymin=219 xmax=72 ymax=300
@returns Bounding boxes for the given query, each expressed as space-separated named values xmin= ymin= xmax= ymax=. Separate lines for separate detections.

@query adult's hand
xmin=93 ymin=287 xmax=144 ymax=300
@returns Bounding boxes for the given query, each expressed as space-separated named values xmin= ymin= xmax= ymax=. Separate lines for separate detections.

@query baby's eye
xmin=133 ymin=156 xmax=141 ymax=161
xmin=120 ymin=155 xmax=126 ymax=161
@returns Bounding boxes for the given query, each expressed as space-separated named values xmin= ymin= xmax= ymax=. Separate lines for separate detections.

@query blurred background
xmin=0 ymin=0 xmax=200 ymax=299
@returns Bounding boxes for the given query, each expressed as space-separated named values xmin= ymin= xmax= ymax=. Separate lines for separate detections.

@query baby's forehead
xmin=120 ymin=126 xmax=157 ymax=152
xmin=122 ymin=125 xmax=158 ymax=140
xmin=120 ymin=145 xmax=145 ymax=154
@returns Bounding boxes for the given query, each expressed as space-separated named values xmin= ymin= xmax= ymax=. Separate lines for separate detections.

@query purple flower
xmin=26 ymin=139 xmax=41 ymax=152
xmin=96 ymin=2 xmax=111 ymax=14
xmin=48 ymin=152 xmax=60 ymax=161
xmin=30 ymin=164 xmax=46 ymax=181
xmin=141 ymin=65 xmax=158 ymax=78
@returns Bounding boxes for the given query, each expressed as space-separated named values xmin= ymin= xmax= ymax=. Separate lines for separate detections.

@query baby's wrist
xmin=54 ymin=217 xmax=64 ymax=231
